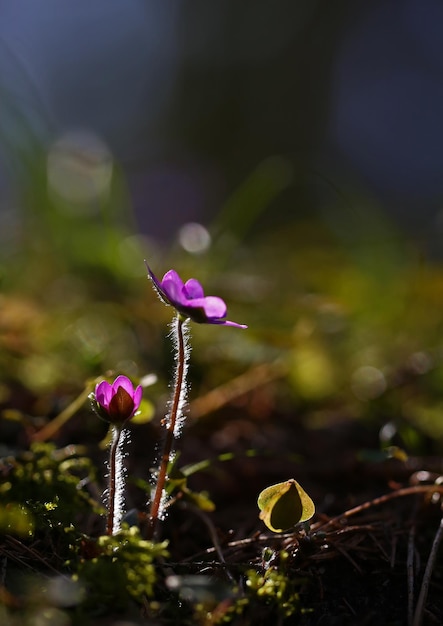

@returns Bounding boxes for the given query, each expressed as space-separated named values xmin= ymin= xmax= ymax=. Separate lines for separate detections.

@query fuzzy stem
xmin=106 ymin=425 xmax=123 ymax=535
xmin=147 ymin=315 xmax=187 ymax=539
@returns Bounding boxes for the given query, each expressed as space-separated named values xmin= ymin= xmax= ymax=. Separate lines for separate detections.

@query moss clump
xmin=72 ymin=527 xmax=168 ymax=614
xmin=0 ymin=442 xmax=98 ymax=538
xmin=245 ymin=550 xmax=303 ymax=620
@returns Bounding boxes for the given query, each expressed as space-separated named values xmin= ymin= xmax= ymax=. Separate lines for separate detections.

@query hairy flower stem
xmin=107 ymin=425 xmax=123 ymax=535
xmin=147 ymin=315 xmax=187 ymax=540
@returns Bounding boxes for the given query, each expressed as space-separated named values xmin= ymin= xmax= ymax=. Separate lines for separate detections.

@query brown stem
xmin=147 ymin=316 xmax=186 ymax=540
xmin=106 ymin=425 xmax=122 ymax=535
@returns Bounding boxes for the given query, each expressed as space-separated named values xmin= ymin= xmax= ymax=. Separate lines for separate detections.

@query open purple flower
xmin=147 ymin=265 xmax=247 ymax=328
xmin=94 ymin=375 xmax=143 ymax=424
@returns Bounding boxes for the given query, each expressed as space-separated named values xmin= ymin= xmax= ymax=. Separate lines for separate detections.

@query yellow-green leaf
xmin=258 ymin=479 xmax=315 ymax=532
xmin=131 ymin=399 xmax=155 ymax=424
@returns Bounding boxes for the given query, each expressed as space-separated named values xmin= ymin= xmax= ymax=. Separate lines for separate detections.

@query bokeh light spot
xmin=351 ymin=365 xmax=386 ymax=401
xmin=47 ymin=130 xmax=113 ymax=211
xmin=178 ymin=222 xmax=211 ymax=254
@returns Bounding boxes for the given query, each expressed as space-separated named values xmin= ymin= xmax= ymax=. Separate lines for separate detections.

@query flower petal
xmin=183 ymin=278 xmax=204 ymax=300
xmin=147 ymin=265 xmax=166 ymax=294
xmin=161 ymin=277 xmax=187 ymax=307
xmin=112 ymin=375 xmax=135 ymax=399
xmin=161 ymin=270 xmax=184 ymax=291
xmin=95 ymin=380 xmax=112 ymax=409
xmin=218 ymin=319 xmax=248 ymax=329
xmin=133 ymin=385 xmax=143 ymax=412
xmin=200 ymin=296 xmax=228 ymax=319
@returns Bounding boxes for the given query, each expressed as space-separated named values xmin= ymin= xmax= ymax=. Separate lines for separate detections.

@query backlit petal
xmin=161 ymin=270 xmax=184 ymax=291
xmin=187 ymin=296 xmax=227 ymax=319
xmin=133 ymin=385 xmax=143 ymax=412
xmin=95 ymin=380 xmax=112 ymax=409
xmin=161 ymin=277 xmax=187 ymax=306
xmin=112 ymin=375 xmax=135 ymax=398
xmin=147 ymin=265 xmax=166 ymax=294
xmin=184 ymin=278 xmax=204 ymax=300
xmin=219 ymin=319 xmax=248 ymax=328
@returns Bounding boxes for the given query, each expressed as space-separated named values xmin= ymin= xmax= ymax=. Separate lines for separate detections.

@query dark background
xmin=1 ymin=1 xmax=443 ymax=242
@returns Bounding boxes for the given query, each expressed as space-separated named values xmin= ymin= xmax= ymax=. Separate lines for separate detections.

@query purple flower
xmin=147 ymin=265 xmax=247 ymax=328
xmin=94 ymin=375 xmax=143 ymax=424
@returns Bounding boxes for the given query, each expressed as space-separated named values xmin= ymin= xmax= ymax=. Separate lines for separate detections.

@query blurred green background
xmin=2 ymin=148 xmax=443 ymax=453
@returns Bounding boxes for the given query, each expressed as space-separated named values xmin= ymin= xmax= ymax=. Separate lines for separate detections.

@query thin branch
xmin=313 ymin=485 xmax=443 ymax=532
xmin=185 ymin=503 xmax=236 ymax=584
xmin=33 ymin=384 xmax=93 ymax=442
xmin=412 ymin=515 xmax=443 ymax=626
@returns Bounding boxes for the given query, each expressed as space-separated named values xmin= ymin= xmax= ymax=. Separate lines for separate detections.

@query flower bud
xmin=94 ymin=375 xmax=142 ymax=425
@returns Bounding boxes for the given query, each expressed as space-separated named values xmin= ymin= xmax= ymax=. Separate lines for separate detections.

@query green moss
xmin=244 ymin=551 xmax=303 ymax=620
xmin=72 ymin=527 xmax=169 ymax=614
xmin=0 ymin=443 xmax=99 ymax=536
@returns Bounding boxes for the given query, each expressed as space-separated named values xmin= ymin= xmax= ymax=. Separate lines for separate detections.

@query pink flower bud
xmin=94 ymin=375 xmax=142 ymax=424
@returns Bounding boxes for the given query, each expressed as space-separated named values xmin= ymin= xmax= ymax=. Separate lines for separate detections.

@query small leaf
xmin=258 ymin=479 xmax=315 ymax=532
xmin=181 ymin=488 xmax=215 ymax=512
xmin=358 ymin=446 xmax=408 ymax=463
xmin=131 ymin=399 xmax=155 ymax=424
xmin=165 ymin=466 xmax=216 ymax=512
